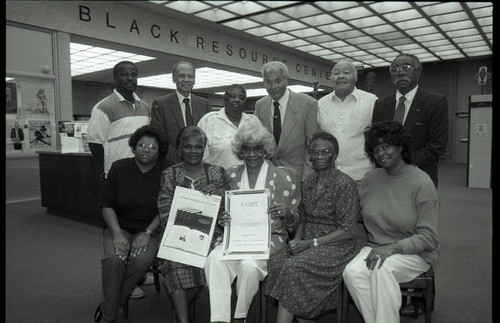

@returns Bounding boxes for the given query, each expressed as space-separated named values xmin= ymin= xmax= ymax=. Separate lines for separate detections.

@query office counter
xmin=38 ymin=151 xmax=104 ymax=227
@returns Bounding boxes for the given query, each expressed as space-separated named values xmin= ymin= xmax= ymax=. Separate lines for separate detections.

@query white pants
xmin=342 ymin=246 xmax=430 ymax=323
xmin=205 ymin=245 xmax=267 ymax=322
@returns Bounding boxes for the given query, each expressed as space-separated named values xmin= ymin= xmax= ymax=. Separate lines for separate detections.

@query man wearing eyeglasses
xmin=318 ymin=60 xmax=378 ymax=183
xmin=372 ymin=53 xmax=448 ymax=189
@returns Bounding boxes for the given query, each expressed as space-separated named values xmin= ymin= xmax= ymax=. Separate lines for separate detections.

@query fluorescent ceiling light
xmin=70 ymin=42 xmax=156 ymax=77
xmin=137 ymin=67 xmax=262 ymax=89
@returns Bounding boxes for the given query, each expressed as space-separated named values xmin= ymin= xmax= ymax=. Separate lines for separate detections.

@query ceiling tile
xmin=350 ymin=16 xmax=385 ymax=28
xmin=195 ymin=8 xmax=236 ymax=21
xmin=250 ymin=11 xmax=289 ymax=24
xmin=318 ymin=22 xmax=351 ymax=34
xmin=279 ymin=4 xmax=323 ymax=18
xmin=477 ymin=16 xmax=493 ymax=26
xmin=289 ymin=28 xmax=323 ymax=38
xmin=330 ymin=6 xmax=372 ymax=19
xmin=421 ymin=2 xmax=463 ymax=15
xmin=257 ymin=1 xmax=298 ymax=9
xmin=395 ymin=18 xmax=431 ymax=30
xmin=364 ymin=24 xmax=396 ymax=34
xmin=163 ymin=1 xmax=211 ymax=13
xmin=279 ymin=39 xmax=310 ymax=47
xmin=263 ymin=33 xmax=295 ymax=42
xmin=383 ymin=9 xmax=421 ymax=22
xmin=300 ymin=13 xmax=337 ymax=26
xmin=295 ymin=44 xmax=324 ymax=52
xmin=244 ymin=26 xmax=279 ymax=37
xmin=368 ymin=2 xmax=412 ymax=13
xmin=373 ymin=31 xmax=406 ymax=41
xmin=305 ymin=34 xmax=337 ymax=44
xmin=348 ymin=35 xmax=377 ymax=45
xmin=222 ymin=1 xmax=267 ymax=15
xmin=222 ymin=19 xmax=261 ymax=30
xmin=430 ymin=12 xmax=469 ymax=25
xmin=270 ymin=20 xmax=308 ymax=31
xmin=439 ymin=20 xmax=475 ymax=32
xmin=405 ymin=26 xmax=438 ymax=37
xmin=314 ymin=1 xmax=359 ymax=12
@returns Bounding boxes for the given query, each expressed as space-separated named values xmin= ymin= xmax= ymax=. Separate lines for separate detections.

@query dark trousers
xmin=101 ymin=228 xmax=159 ymax=321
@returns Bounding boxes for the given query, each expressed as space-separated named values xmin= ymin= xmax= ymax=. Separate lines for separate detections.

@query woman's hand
xmin=218 ymin=211 xmax=231 ymax=227
xmin=200 ymin=184 xmax=220 ymax=195
xmin=113 ymin=232 xmax=130 ymax=261
xmin=268 ymin=203 xmax=289 ymax=220
xmin=365 ymin=243 xmax=401 ymax=270
xmin=288 ymin=239 xmax=312 ymax=255
xmin=130 ymin=232 xmax=150 ymax=258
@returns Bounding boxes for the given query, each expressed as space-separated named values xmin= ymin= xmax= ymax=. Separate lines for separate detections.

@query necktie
xmin=393 ymin=96 xmax=406 ymax=124
xmin=183 ymin=98 xmax=193 ymax=126
xmin=273 ymin=101 xmax=281 ymax=145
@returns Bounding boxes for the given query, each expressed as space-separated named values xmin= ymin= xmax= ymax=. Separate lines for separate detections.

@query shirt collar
xmin=113 ymin=89 xmax=141 ymax=102
xmin=332 ymin=87 xmax=358 ymax=101
xmin=274 ymin=88 xmax=290 ymax=107
xmin=176 ymin=90 xmax=192 ymax=102
xmin=396 ymin=85 xmax=418 ymax=102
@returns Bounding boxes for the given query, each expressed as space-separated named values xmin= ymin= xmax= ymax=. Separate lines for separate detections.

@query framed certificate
xmin=222 ymin=189 xmax=271 ymax=260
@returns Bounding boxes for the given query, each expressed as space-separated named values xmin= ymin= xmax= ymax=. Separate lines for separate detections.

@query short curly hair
xmin=309 ymin=131 xmax=339 ymax=161
xmin=128 ymin=125 xmax=169 ymax=160
xmin=231 ymin=117 xmax=276 ymax=160
xmin=176 ymin=126 xmax=208 ymax=148
xmin=364 ymin=120 xmax=413 ymax=166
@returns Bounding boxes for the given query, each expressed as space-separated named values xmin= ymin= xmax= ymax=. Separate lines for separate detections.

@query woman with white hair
xmin=205 ymin=117 xmax=301 ymax=323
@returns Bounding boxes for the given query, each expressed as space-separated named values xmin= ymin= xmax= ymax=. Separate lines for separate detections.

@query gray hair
xmin=261 ymin=61 xmax=289 ymax=79
xmin=231 ymin=117 xmax=276 ymax=160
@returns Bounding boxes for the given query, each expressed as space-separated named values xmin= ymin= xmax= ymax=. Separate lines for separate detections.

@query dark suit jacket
xmin=254 ymin=90 xmax=319 ymax=180
xmin=150 ymin=92 xmax=212 ymax=163
xmin=372 ymin=87 xmax=448 ymax=187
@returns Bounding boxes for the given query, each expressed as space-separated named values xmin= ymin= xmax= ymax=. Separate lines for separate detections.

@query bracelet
xmin=394 ymin=241 xmax=403 ymax=253
xmin=144 ymin=229 xmax=153 ymax=237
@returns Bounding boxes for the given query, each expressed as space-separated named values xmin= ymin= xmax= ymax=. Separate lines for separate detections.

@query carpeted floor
xmin=5 ymin=162 xmax=492 ymax=323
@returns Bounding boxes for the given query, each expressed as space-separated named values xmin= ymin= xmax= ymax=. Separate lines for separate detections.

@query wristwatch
xmin=313 ymin=238 xmax=318 ymax=247
xmin=144 ymin=229 xmax=153 ymax=237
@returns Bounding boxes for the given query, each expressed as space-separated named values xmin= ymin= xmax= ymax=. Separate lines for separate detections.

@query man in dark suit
xmin=10 ymin=122 xmax=24 ymax=150
xmin=254 ymin=61 xmax=319 ymax=180
xmin=372 ymin=53 xmax=448 ymax=188
xmin=150 ymin=61 xmax=212 ymax=163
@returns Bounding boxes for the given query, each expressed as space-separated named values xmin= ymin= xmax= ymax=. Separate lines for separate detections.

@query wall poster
xmin=6 ymin=74 xmax=56 ymax=154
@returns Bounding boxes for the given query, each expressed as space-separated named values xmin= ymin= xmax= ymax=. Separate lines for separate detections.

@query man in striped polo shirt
xmin=87 ymin=61 xmax=151 ymax=180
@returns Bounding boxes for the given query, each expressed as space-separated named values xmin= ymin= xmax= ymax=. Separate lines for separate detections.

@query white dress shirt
xmin=317 ymin=87 xmax=378 ymax=181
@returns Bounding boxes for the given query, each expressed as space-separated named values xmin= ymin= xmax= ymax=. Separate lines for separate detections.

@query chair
xmin=342 ymin=268 xmax=435 ymax=323
xmin=400 ymin=268 xmax=435 ymax=323
xmin=123 ymin=258 xmax=162 ymax=319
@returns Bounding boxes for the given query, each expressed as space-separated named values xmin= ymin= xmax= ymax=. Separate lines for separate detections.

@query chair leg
xmin=336 ymin=282 xmax=343 ymax=323
xmin=260 ymin=281 xmax=267 ymax=323
xmin=342 ymin=282 xmax=349 ymax=323
xmin=154 ymin=270 xmax=161 ymax=292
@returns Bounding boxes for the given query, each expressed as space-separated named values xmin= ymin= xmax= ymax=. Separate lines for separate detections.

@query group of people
xmin=88 ymin=52 xmax=446 ymax=323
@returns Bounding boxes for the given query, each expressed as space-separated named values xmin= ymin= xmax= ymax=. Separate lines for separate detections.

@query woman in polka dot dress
xmin=265 ymin=131 xmax=364 ymax=322
xmin=205 ymin=117 xmax=301 ymax=323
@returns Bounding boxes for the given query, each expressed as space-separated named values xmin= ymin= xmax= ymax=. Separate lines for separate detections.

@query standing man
xmin=150 ymin=61 xmax=212 ymax=164
xmin=372 ymin=53 xmax=448 ymax=188
xmin=87 ymin=61 xmax=151 ymax=299
xmin=318 ymin=60 xmax=378 ymax=183
xmin=254 ymin=61 xmax=319 ymax=180
xmin=87 ymin=61 xmax=151 ymax=180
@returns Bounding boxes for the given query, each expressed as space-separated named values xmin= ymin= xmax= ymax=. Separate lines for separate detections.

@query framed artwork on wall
xmin=6 ymin=81 xmax=18 ymax=114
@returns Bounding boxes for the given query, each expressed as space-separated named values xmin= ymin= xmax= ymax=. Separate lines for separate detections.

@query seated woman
xmin=198 ymin=84 xmax=258 ymax=169
xmin=157 ymin=126 xmax=229 ymax=323
xmin=205 ymin=117 xmax=300 ymax=323
xmin=94 ymin=125 xmax=171 ymax=323
xmin=265 ymin=131 xmax=364 ymax=323
xmin=343 ymin=121 xmax=440 ymax=323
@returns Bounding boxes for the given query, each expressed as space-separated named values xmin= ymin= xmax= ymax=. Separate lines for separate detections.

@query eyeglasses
xmin=372 ymin=144 xmax=392 ymax=154
xmin=309 ymin=149 xmax=333 ymax=158
xmin=241 ymin=145 xmax=265 ymax=155
xmin=136 ymin=143 xmax=158 ymax=151
xmin=390 ymin=65 xmax=414 ymax=73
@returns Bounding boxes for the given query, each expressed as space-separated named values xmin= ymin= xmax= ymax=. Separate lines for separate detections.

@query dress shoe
xmin=129 ymin=285 xmax=146 ymax=299
xmin=400 ymin=301 xmax=424 ymax=317
xmin=93 ymin=303 xmax=102 ymax=322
